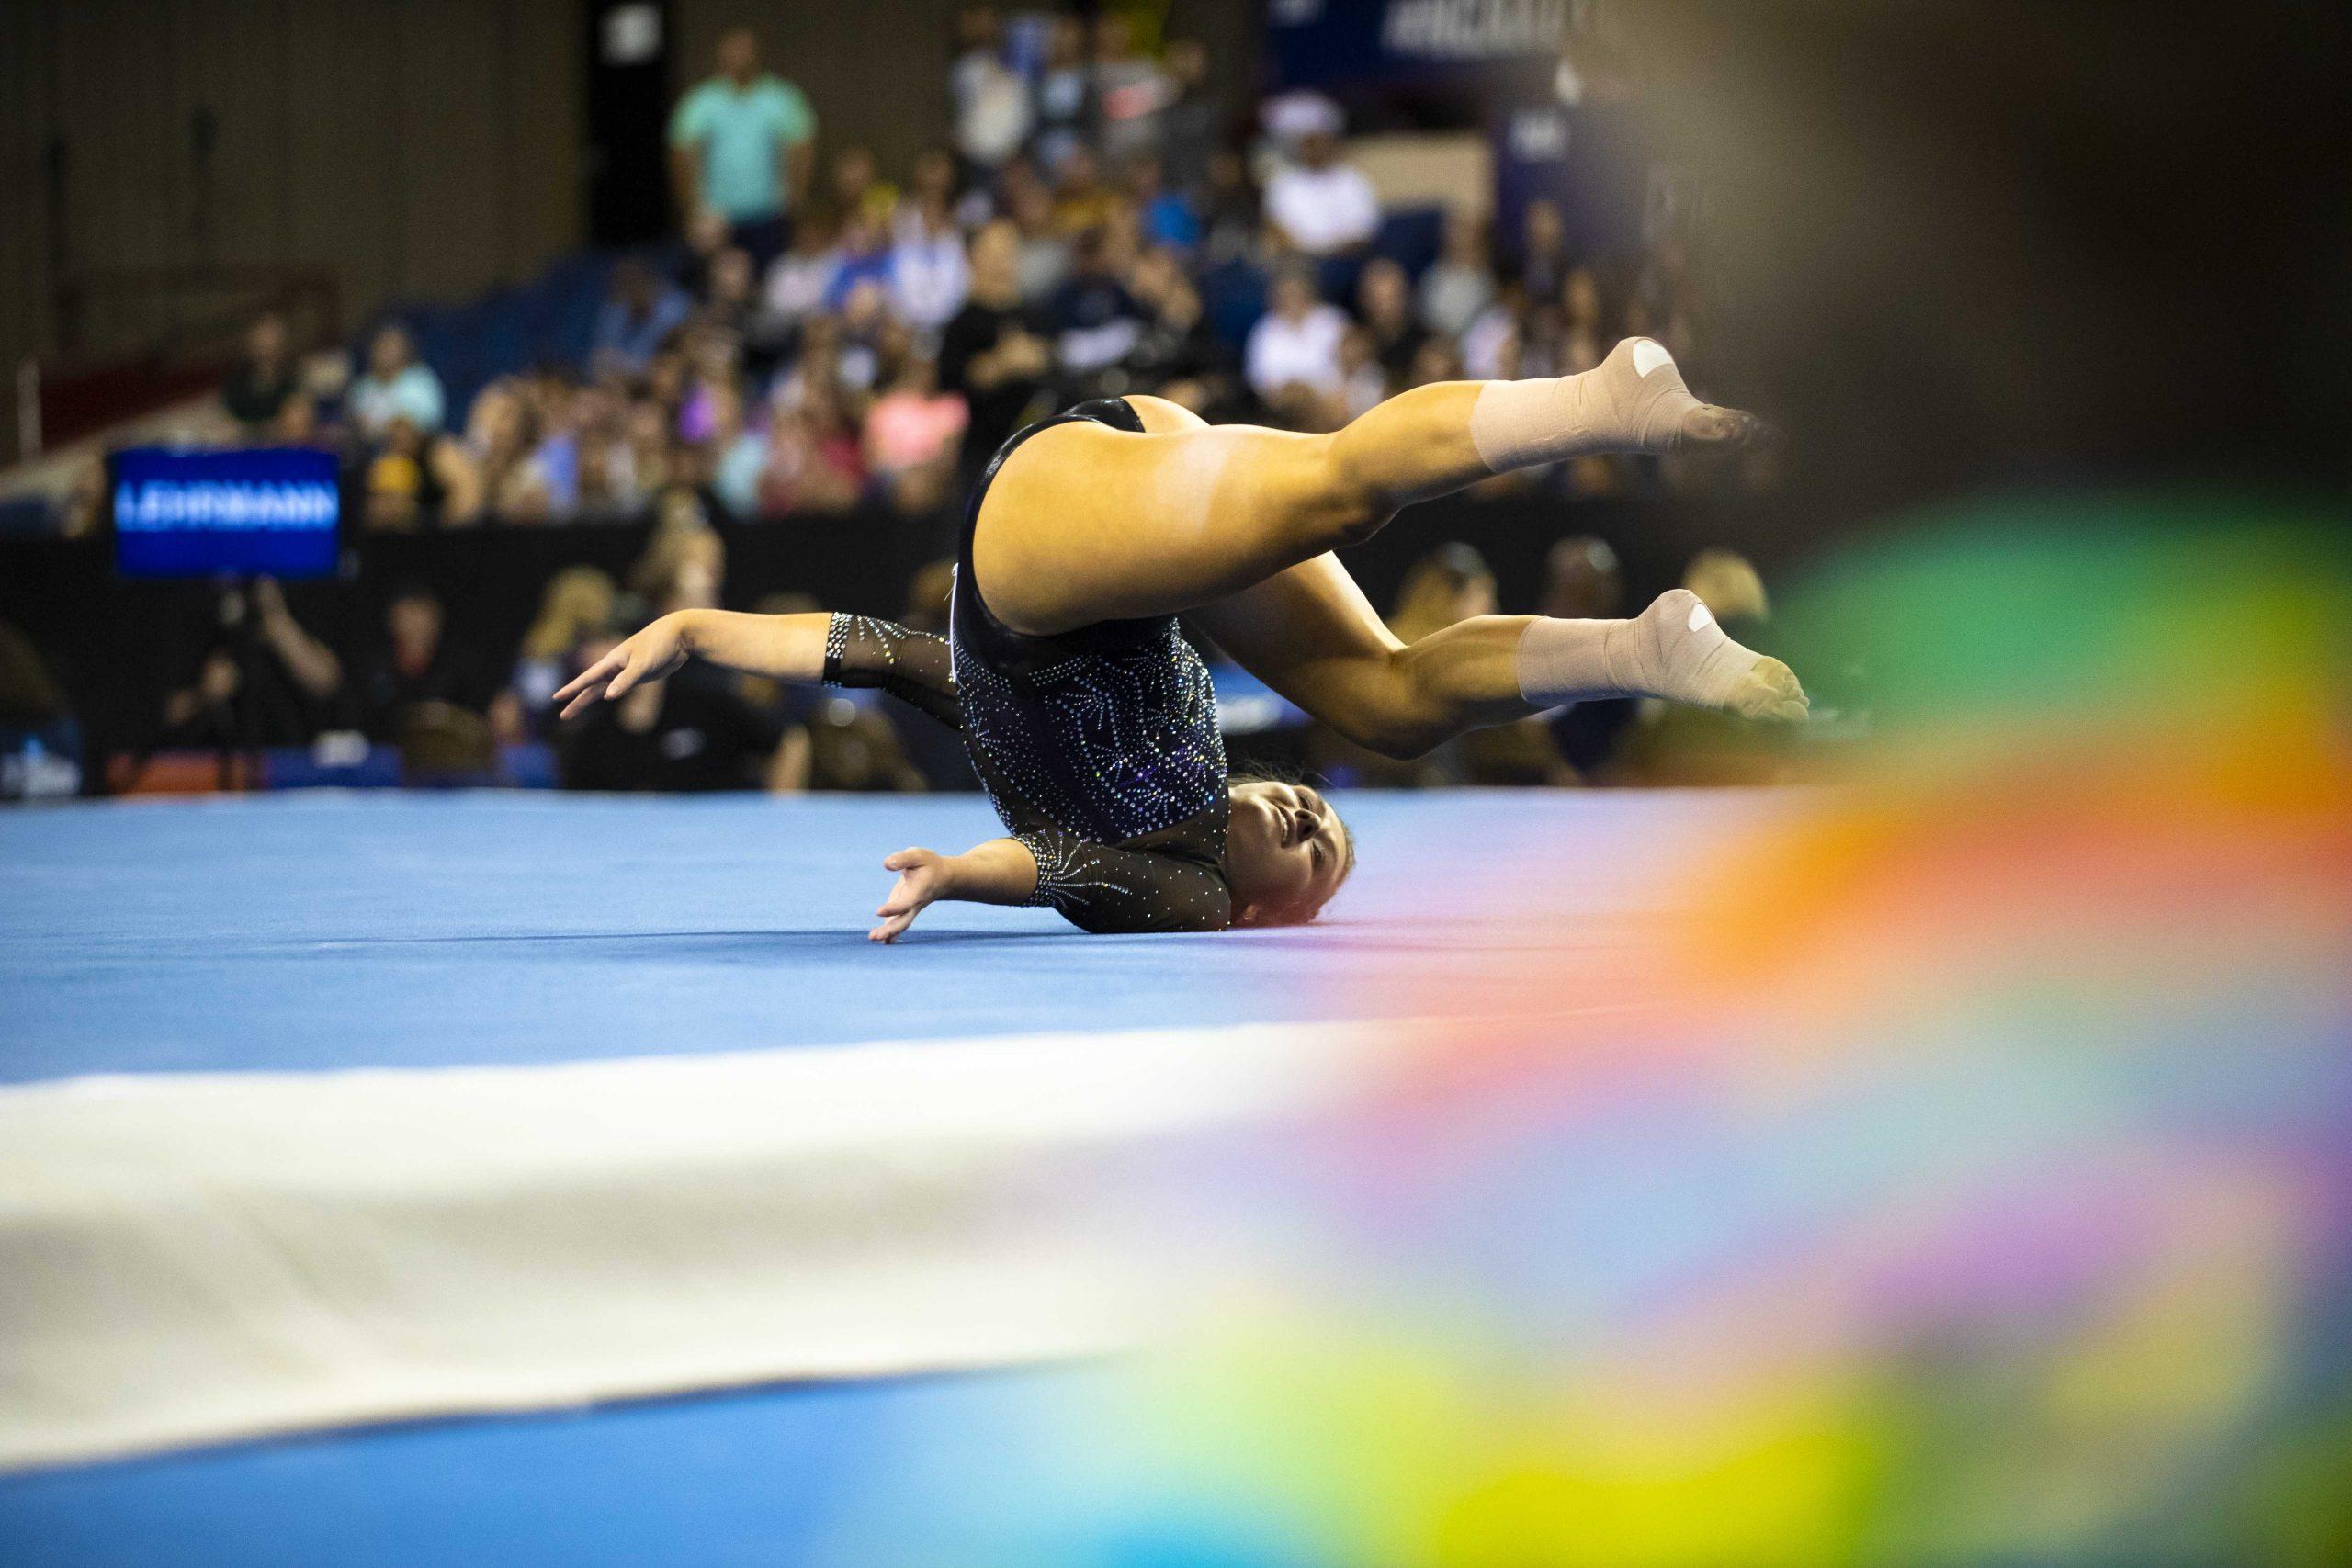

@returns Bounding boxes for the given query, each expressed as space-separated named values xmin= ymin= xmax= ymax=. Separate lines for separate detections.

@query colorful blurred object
xmin=811 ymin=501 xmax=2352 ymax=1567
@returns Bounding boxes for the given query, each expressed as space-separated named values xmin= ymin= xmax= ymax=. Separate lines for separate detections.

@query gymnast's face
xmin=1225 ymin=781 xmax=1351 ymax=927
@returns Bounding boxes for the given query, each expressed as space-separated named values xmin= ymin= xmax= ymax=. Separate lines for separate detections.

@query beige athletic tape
xmin=1468 ymin=336 xmax=1711 ymax=472
xmin=1515 ymin=589 xmax=1804 ymax=719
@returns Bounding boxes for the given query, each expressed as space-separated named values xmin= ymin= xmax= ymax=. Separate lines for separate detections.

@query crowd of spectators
xmin=8 ymin=9 xmax=1792 ymax=803
xmin=178 ymin=11 xmax=1755 ymax=544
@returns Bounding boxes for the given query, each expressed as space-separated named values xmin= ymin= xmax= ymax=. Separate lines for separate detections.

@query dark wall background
xmin=1623 ymin=1 xmax=2351 ymax=521
xmin=0 ymin=0 xmax=1268 ymax=381
xmin=0 ymin=0 xmax=588 ymax=375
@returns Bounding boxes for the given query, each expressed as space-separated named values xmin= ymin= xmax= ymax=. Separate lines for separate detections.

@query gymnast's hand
xmin=871 ymin=848 xmax=947 ymax=942
xmin=554 ymin=615 xmax=692 ymax=718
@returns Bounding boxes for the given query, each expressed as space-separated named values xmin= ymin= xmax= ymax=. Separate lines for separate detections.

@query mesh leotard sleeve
xmin=821 ymin=614 xmax=961 ymax=729
xmin=1014 ymin=827 xmax=1233 ymax=934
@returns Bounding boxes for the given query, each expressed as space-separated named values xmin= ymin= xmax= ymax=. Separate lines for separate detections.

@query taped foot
xmin=1468 ymin=338 xmax=1771 ymax=469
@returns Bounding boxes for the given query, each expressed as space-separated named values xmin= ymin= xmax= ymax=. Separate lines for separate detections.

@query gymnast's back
xmin=819 ymin=400 xmax=1232 ymax=933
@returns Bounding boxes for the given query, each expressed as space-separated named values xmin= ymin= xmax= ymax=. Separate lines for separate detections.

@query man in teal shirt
xmin=669 ymin=28 xmax=816 ymax=271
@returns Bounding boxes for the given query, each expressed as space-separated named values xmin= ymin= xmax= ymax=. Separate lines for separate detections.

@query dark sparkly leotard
xmin=821 ymin=399 xmax=1232 ymax=933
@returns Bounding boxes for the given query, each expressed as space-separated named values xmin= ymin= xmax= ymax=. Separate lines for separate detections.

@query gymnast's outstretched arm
xmin=555 ymin=609 xmax=959 ymax=727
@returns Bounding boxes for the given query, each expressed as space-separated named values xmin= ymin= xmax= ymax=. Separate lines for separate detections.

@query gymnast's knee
xmin=1326 ymin=656 xmax=1449 ymax=760
xmin=1304 ymin=435 xmax=1395 ymax=548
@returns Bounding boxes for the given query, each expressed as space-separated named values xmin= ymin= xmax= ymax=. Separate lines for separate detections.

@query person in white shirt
xmin=949 ymin=6 xmax=1032 ymax=173
xmin=1245 ymin=268 xmax=1350 ymax=406
xmin=890 ymin=151 xmax=972 ymax=331
xmin=1264 ymin=129 xmax=1380 ymax=258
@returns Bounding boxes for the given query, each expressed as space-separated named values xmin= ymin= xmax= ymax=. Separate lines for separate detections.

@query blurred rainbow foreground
xmin=804 ymin=502 xmax=2352 ymax=1566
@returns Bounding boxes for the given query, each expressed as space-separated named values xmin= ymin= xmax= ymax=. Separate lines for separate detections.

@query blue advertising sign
xmin=1268 ymin=0 xmax=1567 ymax=95
xmin=111 ymin=447 xmax=343 ymax=579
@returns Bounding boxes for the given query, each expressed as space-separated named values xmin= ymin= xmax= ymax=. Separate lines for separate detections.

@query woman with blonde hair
xmin=493 ymin=567 xmax=618 ymax=740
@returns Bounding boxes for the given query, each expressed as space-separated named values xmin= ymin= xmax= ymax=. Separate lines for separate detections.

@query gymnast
xmin=556 ymin=338 xmax=1807 ymax=940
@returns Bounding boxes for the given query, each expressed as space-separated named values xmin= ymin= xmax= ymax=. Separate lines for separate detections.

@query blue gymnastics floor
xmin=0 ymin=788 xmax=1780 ymax=1564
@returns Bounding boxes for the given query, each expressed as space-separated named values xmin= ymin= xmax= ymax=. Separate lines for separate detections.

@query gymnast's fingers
xmin=556 ymin=679 xmax=608 ymax=720
xmin=553 ymin=649 xmax=621 ymax=705
xmin=603 ymin=649 xmax=653 ymax=703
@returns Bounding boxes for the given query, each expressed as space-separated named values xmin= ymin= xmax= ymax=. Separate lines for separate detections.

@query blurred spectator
xmin=940 ymin=220 xmax=1053 ymax=470
xmin=1003 ymin=166 xmax=1074 ymax=302
xmin=1265 ymin=118 xmax=1378 ymax=259
xmin=668 ymin=26 xmax=816 ymax=271
xmin=560 ymin=655 xmax=801 ymax=794
xmin=701 ymin=246 xmax=790 ymax=380
xmin=804 ymin=692 xmax=930 ymax=793
xmin=364 ymin=416 xmax=467 ymax=531
xmin=560 ymin=582 xmax=803 ymax=795
xmin=1046 ymin=228 xmax=1145 ymax=389
xmin=1419 ymin=209 xmax=1498 ymax=340
xmin=348 ymin=324 xmax=446 ymax=441
xmin=1125 ymin=245 xmax=1230 ymax=412
xmin=1158 ymin=39 xmax=1219 ymax=194
xmin=826 ymin=143 xmax=897 ymax=229
xmin=1031 ymin=15 xmax=1092 ymax=172
xmin=356 ymin=581 xmax=490 ymax=742
xmin=1516 ymin=197 xmax=1570 ymax=303
xmin=1091 ymin=13 xmax=1169 ymax=164
xmin=220 ymin=314 xmax=300 ymax=439
xmin=890 ymin=149 xmax=973 ymax=331
xmin=0 ymin=619 xmax=80 ymax=799
xmin=759 ymin=388 xmax=866 ymax=515
xmin=1555 ymin=268 xmax=1604 ymax=367
xmin=492 ymin=566 xmax=616 ymax=742
xmin=447 ymin=381 xmax=553 ymax=525
xmin=592 ymin=261 xmax=694 ymax=379
xmin=703 ymin=383 xmax=768 ymax=519
xmin=1460 ymin=278 xmax=1526 ymax=380
xmin=1393 ymin=545 xmax=1574 ymax=785
xmin=762 ymin=214 xmax=840 ymax=329
xmin=864 ymin=355 xmax=967 ymax=513
xmin=821 ymin=214 xmax=897 ymax=315
xmin=1355 ymin=257 xmax=1426 ymax=386
xmin=1125 ymin=153 xmax=1199 ymax=253
xmin=161 ymin=580 xmax=344 ymax=749
xmin=1246 ymin=267 xmax=1348 ymax=415
xmin=1049 ymin=145 xmax=1121 ymax=236
xmin=1540 ymin=535 xmax=1624 ymax=620
xmin=274 ymin=391 xmax=325 ymax=446
xmin=1391 ymin=543 xmax=1499 ymax=640
xmin=630 ymin=505 xmax=727 ymax=614
xmin=536 ymin=381 xmax=638 ymax=522
xmin=950 ymin=6 xmax=1033 ymax=175
xmin=1197 ymin=148 xmax=1262 ymax=267
xmin=1684 ymin=548 xmax=1770 ymax=623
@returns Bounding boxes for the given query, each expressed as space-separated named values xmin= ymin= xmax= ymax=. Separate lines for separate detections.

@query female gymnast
xmin=556 ymin=338 xmax=1807 ymax=940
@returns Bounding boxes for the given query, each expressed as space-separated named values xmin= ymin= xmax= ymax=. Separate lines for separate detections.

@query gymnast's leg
xmin=973 ymin=338 xmax=1765 ymax=637
xmin=1192 ymin=551 xmax=1805 ymax=765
